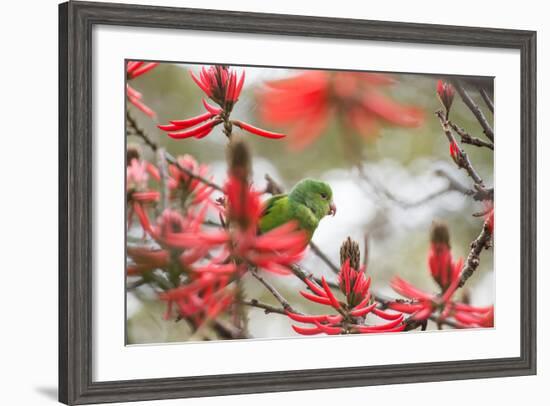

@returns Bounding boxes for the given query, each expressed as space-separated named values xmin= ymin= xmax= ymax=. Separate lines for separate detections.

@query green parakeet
xmin=259 ymin=179 xmax=336 ymax=241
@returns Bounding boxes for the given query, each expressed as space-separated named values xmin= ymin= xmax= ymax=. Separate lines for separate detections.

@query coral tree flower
xmin=287 ymin=238 xmax=405 ymax=336
xmin=159 ymin=273 xmax=235 ymax=324
xmin=437 ymin=80 xmax=455 ymax=117
xmin=126 ymin=61 xmax=159 ymax=117
xmin=158 ymin=65 xmax=285 ymax=140
xmin=126 ymin=149 xmax=162 ymax=227
xmin=449 ymin=139 xmax=461 ymax=164
xmin=428 ymin=222 xmax=460 ymax=291
xmin=288 ymin=259 xmax=405 ymax=336
xmin=136 ymin=141 xmax=307 ymax=276
xmin=389 ymin=222 xmax=493 ymax=328
xmin=197 ymin=142 xmax=308 ymax=275
xmin=257 ymin=71 xmax=424 ymax=150
xmin=167 ymin=154 xmax=216 ymax=206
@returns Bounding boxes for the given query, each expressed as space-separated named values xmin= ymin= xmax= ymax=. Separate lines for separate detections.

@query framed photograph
xmin=59 ymin=1 xmax=536 ymax=404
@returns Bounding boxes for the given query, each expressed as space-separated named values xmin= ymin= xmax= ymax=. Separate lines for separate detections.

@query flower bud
xmin=126 ymin=144 xmax=141 ymax=166
xmin=430 ymin=221 xmax=450 ymax=247
xmin=228 ymin=139 xmax=252 ymax=183
xmin=437 ymin=80 xmax=455 ymax=116
xmin=340 ymin=237 xmax=361 ymax=271
xmin=428 ymin=221 xmax=455 ymax=291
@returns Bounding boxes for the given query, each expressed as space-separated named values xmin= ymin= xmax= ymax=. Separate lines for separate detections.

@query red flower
xmin=127 ymin=246 xmax=169 ymax=276
xmin=388 ymin=261 xmax=495 ymax=328
xmin=453 ymin=304 xmax=494 ymax=328
xmin=204 ymin=175 xmax=308 ymax=275
xmin=428 ymin=222 xmax=462 ymax=291
xmin=159 ymin=273 xmax=235 ymax=324
xmin=449 ymin=139 xmax=461 ymax=164
xmin=190 ymin=65 xmax=245 ymax=107
xmin=287 ymin=259 xmax=405 ymax=336
xmin=126 ymin=61 xmax=159 ymax=117
xmin=137 ymin=174 xmax=307 ymax=276
xmin=158 ymin=65 xmax=285 ymax=141
xmin=257 ymin=71 xmax=424 ymax=150
xmin=167 ymin=154 xmax=216 ymax=206
xmin=126 ymin=157 xmax=162 ymax=231
xmin=437 ymin=80 xmax=455 ymax=114
xmin=387 ymin=222 xmax=482 ymax=324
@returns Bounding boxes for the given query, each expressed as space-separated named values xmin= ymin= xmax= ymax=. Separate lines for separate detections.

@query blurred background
xmin=126 ymin=63 xmax=494 ymax=344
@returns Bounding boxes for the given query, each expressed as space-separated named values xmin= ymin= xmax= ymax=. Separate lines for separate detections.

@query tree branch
xmin=478 ymin=87 xmax=494 ymax=114
xmin=309 ymin=241 xmax=340 ymax=274
xmin=250 ymin=268 xmax=296 ymax=312
xmin=241 ymin=299 xmax=290 ymax=315
xmin=126 ymin=111 xmax=223 ymax=192
xmin=448 ymin=120 xmax=494 ymax=150
xmin=436 ymin=110 xmax=486 ymax=188
xmin=452 ymin=80 xmax=494 ymax=142
xmin=458 ymin=219 xmax=493 ymax=287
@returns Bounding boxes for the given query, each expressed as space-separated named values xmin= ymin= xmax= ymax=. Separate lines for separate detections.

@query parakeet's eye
xmin=320 ymin=192 xmax=328 ymax=199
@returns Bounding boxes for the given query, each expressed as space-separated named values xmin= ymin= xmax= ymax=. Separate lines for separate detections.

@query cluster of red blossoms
xmin=127 ymin=140 xmax=309 ymax=325
xmin=389 ymin=222 xmax=494 ymax=328
xmin=126 ymin=61 xmax=159 ymax=117
xmin=256 ymin=71 xmax=424 ymax=150
xmin=288 ymin=264 xmax=406 ymax=335
xmin=287 ymin=239 xmax=406 ymax=336
xmin=126 ymin=63 xmax=494 ymax=338
xmin=158 ymin=65 xmax=285 ymax=140
xmin=126 ymin=150 xmax=215 ymax=231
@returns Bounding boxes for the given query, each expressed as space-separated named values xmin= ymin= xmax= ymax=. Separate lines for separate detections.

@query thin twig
xmin=436 ymin=110 xmax=486 ymax=187
xmin=250 ymin=268 xmax=295 ymax=312
xmin=458 ymin=220 xmax=493 ymax=287
xmin=241 ymin=299 xmax=290 ymax=316
xmin=309 ymin=241 xmax=340 ymax=274
xmin=363 ymin=233 xmax=369 ymax=267
xmin=448 ymin=121 xmax=494 ymax=150
xmin=126 ymin=278 xmax=147 ymax=290
xmin=126 ymin=111 xmax=223 ymax=192
xmin=356 ymin=163 xmax=462 ymax=209
xmin=157 ymin=148 xmax=170 ymax=212
xmin=452 ymin=80 xmax=494 ymax=142
xmin=264 ymin=174 xmax=284 ymax=195
xmin=478 ymin=87 xmax=494 ymax=114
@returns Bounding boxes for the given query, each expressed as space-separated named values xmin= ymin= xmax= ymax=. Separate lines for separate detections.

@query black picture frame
xmin=59 ymin=1 xmax=537 ymax=404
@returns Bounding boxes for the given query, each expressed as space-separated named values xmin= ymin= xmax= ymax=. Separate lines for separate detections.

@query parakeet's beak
xmin=328 ymin=201 xmax=337 ymax=216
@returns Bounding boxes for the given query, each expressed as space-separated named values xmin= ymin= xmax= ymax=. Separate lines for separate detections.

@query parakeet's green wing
xmin=259 ymin=194 xmax=289 ymax=234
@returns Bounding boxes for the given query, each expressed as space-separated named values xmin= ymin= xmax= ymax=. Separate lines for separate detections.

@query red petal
xmin=128 ymin=95 xmax=155 ymax=118
xmin=190 ymin=71 xmax=212 ymax=97
xmin=391 ymin=277 xmax=434 ymax=301
xmin=304 ymin=278 xmax=328 ymax=297
xmin=234 ymin=70 xmax=246 ymax=100
xmin=129 ymin=62 xmax=159 ymax=79
xmin=313 ymin=321 xmax=343 ymax=335
xmin=349 ymin=302 xmax=377 ymax=317
xmin=291 ymin=325 xmax=323 ymax=335
xmin=362 ymin=315 xmax=404 ymax=331
xmin=361 ymin=90 xmax=424 ymax=127
xmin=321 ymin=277 xmax=341 ymax=309
xmin=167 ymin=119 xmax=221 ymax=139
xmin=285 ymin=311 xmax=331 ymax=323
xmin=372 ymin=308 xmax=403 ymax=320
xmin=165 ymin=111 xmax=215 ymax=129
xmin=233 ymin=120 xmax=286 ymax=139
xmin=127 ymin=61 xmax=143 ymax=74
xmin=300 ymin=291 xmax=332 ymax=306
xmin=202 ymin=99 xmax=222 ymax=115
